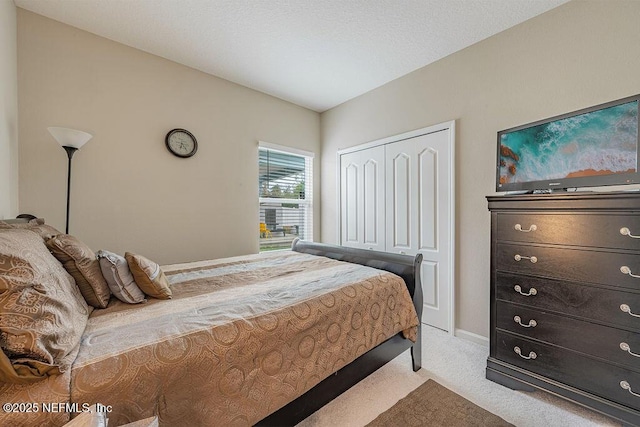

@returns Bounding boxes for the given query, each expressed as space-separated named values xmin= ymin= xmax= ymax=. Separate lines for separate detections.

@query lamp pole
xmin=48 ymin=127 xmax=92 ymax=235
xmin=62 ymin=146 xmax=78 ymax=234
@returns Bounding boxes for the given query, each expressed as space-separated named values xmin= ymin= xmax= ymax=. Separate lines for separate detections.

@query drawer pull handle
xmin=514 ymin=254 xmax=537 ymax=263
xmin=514 ymin=346 xmax=537 ymax=360
xmin=621 ymin=304 xmax=640 ymax=318
xmin=620 ymin=342 xmax=640 ymax=358
xmin=514 ymin=224 xmax=537 ymax=233
xmin=620 ymin=227 xmax=640 ymax=239
xmin=620 ymin=381 xmax=640 ymax=398
xmin=514 ymin=316 xmax=537 ymax=328
xmin=514 ymin=285 xmax=537 ymax=296
xmin=620 ymin=266 xmax=640 ymax=278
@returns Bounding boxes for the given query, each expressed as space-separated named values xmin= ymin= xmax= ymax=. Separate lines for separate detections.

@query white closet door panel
xmin=421 ymin=260 xmax=438 ymax=308
xmin=418 ymin=147 xmax=438 ymax=251
xmin=340 ymin=155 xmax=360 ymax=247
xmin=413 ymin=129 xmax=452 ymax=332
xmin=392 ymin=153 xmax=411 ymax=249
xmin=361 ymin=146 xmax=385 ymax=250
xmin=340 ymin=146 xmax=385 ymax=250
xmin=346 ymin=164 xmax=358 ymax=242
xmin=385 ymin=142 xmax=417 ymax=254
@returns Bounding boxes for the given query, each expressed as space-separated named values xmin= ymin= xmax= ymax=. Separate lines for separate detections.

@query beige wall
xmin=320 ymin=0 xmax=640 ymax=338
xmin=18 ymin=9 xmax=320 ymax=264
xmin=0 ymin=0 xmax=18 ymax=219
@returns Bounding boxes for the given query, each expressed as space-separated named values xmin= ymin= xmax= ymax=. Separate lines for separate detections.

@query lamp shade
xmin=47 ymin=127 xmax=93 ymax=149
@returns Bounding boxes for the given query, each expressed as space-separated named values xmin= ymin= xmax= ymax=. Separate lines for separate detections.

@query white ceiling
xmin=15 ymin=0 xmax=569 ymax=112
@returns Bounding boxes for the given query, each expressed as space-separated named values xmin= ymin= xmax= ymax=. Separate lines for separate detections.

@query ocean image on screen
xmin=499 ymin=101 xmax=639 ymax=186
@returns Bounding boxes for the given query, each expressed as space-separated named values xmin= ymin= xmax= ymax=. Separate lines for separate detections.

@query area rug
xmin=366 ymin=379 xmax=514 ymax=427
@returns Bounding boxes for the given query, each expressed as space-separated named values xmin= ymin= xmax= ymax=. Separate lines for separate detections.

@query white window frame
xmin=258 ymin=141 xmax=314 ymax=245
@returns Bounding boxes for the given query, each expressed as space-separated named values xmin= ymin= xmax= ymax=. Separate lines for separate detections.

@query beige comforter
xmin=2 ymin=251 xmax=419 ymax=426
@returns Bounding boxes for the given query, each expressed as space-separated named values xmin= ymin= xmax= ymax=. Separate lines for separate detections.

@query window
xmin=258 ymin=142 xmax=313 ymax=252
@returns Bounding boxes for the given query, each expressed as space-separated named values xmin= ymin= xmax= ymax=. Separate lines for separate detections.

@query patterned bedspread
xmin=3 ymin=251 xmax=419 ymax=426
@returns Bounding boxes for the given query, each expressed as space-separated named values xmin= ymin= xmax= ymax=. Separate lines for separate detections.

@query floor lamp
xmin=47 ymin=127 xmax=93 ymax=234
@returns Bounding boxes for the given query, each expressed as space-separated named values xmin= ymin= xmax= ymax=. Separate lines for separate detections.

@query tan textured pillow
xmin=96 ymin=250 xmax=146 ymax=304
xmin=46 ymin=235 xmax=111 ymax=309
xmin=125 ymin=252 xmax=172 ymax=299
xmin=0 ymin=229 xmax=90 ymax=384
xmin=0 ymin=219 xmax=62 ymax=241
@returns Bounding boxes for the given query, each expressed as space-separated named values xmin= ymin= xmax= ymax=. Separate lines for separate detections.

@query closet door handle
xmin=514 ymin=285 xmax=537 ymax=296
xmin=514 ymin=224 xmax=537 ymax=233
xmin=620 ymin=381 xmax=640 ymax=398
xmin=621 ymin=304 xmax=640 ymax=318
xmin=620 ymin=342 xmax=640 ymax=358
xmin=620 ymin=266 xmax=640 ymax=278
xmin=514 ymin=254 xmax=537 ymax=263
xmin=514 ymin=346 xmax=537 ymax=360
xmin=514 ymin=316 xmax=537 ymax=328
xmin=620 ymin=227 xmax=640 ymax=239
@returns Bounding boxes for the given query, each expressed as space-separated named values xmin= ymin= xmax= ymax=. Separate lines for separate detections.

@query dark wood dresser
xmin=487 ymin=192 xmax=640 ymax=426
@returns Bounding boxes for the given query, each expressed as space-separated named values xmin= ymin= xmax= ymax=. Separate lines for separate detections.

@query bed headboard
xmin=291 ymin=239 xmax=423 ymax=321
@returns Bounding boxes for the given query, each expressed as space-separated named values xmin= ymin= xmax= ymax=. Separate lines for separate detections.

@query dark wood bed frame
xmin=3 ymin=218 xmax=422 ymax=426
xmin=257 ymin=239 xmax=423 ymax=426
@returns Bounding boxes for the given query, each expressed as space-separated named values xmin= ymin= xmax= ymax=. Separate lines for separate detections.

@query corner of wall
xmin=0 ymin=0 xmax=19 ymax=219
xmin=454 ymin=329 xmax=489 ymax=346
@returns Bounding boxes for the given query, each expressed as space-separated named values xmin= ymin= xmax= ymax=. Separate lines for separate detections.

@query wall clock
xmin=165 ymin=128 xmax=198 ymax=158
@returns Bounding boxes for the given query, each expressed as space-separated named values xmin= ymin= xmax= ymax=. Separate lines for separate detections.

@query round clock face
xmin=165 ymin=129 xmax=197 ymax=158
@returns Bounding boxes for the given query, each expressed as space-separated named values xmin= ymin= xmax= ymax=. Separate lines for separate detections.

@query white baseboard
xmin=454 ymin=328 xmax=489 ymax=346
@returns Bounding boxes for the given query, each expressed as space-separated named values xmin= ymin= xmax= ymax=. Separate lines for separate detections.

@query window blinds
xmin=259 ymin=147 xmax=313 ymax=251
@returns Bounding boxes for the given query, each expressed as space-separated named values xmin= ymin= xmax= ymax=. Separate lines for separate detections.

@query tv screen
xmin=497 ymin=94 xmax=640 ymax=192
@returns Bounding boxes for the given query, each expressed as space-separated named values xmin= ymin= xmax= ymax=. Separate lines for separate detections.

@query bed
xmin=0 ymin=220 xmax=423 ymax=427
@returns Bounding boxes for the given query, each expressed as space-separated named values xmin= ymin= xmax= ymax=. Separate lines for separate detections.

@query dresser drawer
xmin=495 ymin=272 xmax=640 ymax=331
xmin=496 ymin=331 xmax=640 ymax=411
xmin=496 ymin=213 xmax=640 ymax=250
xmin=496 ymin=243 xmax=640 ymax=290
xmin=496 ymin=300 xmax=640 ymax=371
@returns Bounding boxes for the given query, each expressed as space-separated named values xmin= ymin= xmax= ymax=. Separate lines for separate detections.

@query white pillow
xmin=96 ymin=250 xmax=146 ymax=304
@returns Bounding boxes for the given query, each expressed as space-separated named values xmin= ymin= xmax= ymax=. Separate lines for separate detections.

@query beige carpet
xmin=298 ymin=327 xmax=617 ymax=427
xmin=366 ymin=379 xmax=514 ymax=427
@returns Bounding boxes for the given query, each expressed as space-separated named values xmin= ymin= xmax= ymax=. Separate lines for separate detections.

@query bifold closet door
xmin=385 ymin=129 xmax=452 ymax=332
xmin=339 ymin=145 xmax=385 ymax=251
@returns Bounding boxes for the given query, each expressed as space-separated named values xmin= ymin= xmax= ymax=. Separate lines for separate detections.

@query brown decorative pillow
xmin=0 ymin=219 xmax=62 ymax=241
xmin=46 ymin=235 xmax=111 ymax=309
xmin=0 ymin=229 xmax=90 ymax=384
xmin=125 ymin=252 xmax=172 ymax=299
xmin=96 ymin=250 xmax=146 ymax=304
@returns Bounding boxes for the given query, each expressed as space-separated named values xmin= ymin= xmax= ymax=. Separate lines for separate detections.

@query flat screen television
xmin=496 ymin=94 xmax=640 ymax=192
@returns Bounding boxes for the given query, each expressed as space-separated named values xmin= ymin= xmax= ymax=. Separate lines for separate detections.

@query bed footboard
xmin=291 ymin=239 xmax=423 ymax=370
xmin=256 ymin=240 xmax=423 ymax=426
xmin=291 ymin=239 xmax=423 ymax=321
